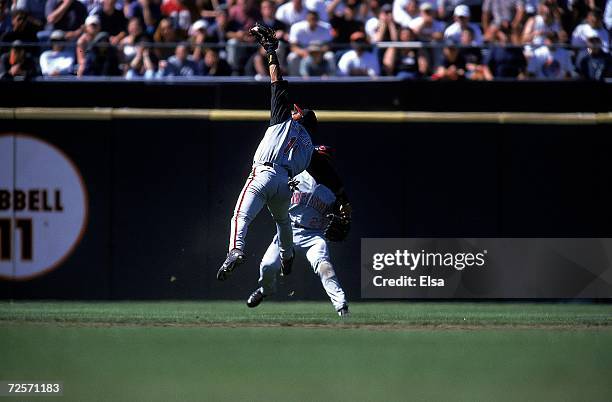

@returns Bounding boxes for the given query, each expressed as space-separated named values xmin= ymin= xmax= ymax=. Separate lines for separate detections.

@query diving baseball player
xmin=246 ymin=145 xmax=352 ymax=317
xmin=218 ymin=23 xmax=339 ymax=282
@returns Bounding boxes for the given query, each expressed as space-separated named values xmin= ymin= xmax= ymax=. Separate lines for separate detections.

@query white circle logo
xmin=0 ymin=134 xmax=88 ymax=280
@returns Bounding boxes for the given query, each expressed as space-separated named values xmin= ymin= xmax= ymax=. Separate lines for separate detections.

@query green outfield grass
xmin=1 ymin=302 xmax=612 ymax=402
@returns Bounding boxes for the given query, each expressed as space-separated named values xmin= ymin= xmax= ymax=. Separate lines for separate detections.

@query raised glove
xmin=249 ymin=22 xmax=278 ymax=52
xmin=325 ymin=202 xmax=351 ymax=242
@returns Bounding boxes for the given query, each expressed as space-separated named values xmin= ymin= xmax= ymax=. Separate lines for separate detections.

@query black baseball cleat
xmin=280 ymin=250 xmax=294 ymax=277
xmin=217 ymin=248 xmax=245 ymax=281
xmin=337 ymin=304 xmax=350 ymax=318
xmin=246 ymin=288 xmax=266 ymax=308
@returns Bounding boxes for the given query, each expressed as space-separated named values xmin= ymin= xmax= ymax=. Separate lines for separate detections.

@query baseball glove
xmin=249 ymin=22 xmax=278 ymax=52
xmin=325 ymin=201 xmax=352 ymax=242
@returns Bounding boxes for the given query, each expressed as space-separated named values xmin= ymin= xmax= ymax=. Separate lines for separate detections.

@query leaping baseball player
xmin=217 ymin=23 xmax=348 ymax=286
xmin=247 ymin=145 xmax=352 ymax=317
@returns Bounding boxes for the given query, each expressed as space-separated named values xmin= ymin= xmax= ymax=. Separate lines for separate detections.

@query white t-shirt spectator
xmin=393 ymin=0 xmax=420 ymax=27
xmin=525 ymin=45 xmax=574 ymax=79
xmin=276 ymin=1 xmax=309 ymax=26
xmin=571 ymin=23 xmax=610 ymax=53
xmin=444 ymin=21 xmax=484 ymax=45
xmin=39 ymin=49 xmax=75 ymax=76
xmin=289 ymin=20 xmax=332 ymax=47
xmin=337 ymin=49 xmax=380 ymax=76
xmin=408 ymin=16 xmax=445 ymax=39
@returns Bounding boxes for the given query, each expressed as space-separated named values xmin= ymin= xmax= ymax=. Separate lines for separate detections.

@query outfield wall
xmin=1 ymin=111 xmax=611 ymax=299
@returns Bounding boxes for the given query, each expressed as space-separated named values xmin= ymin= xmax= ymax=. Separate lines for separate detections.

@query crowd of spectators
xmin=0 ymin=0 xmax=610 ymax=80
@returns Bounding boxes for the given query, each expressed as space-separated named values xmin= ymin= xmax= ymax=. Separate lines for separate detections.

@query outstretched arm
xmin=250 ymin=23 xmax=292 ymax=126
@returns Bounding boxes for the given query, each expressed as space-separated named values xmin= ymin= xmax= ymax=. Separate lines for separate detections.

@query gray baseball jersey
xmin=228 ymin=79 xmax=314 ymax=260
xmin=257 ymin=171 xmax=347 ymax=311
xmin=289 ymin=170 xmax=336 ymax=230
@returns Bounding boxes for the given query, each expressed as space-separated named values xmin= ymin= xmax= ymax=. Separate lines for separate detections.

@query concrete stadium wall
xmin=1 ymin=115 xmax=611 ymax=299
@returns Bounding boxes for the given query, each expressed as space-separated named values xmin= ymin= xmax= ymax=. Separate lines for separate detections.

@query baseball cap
xmin=188 ymin=19 xmax=208 ymax=36
xmin=85 ymin=15 xmax=100 ymax=26
xmin=50 ymin=30 xmax=65 ymax=41
xmin=454 ymin=4 xmax=470 ymax=17
xmin=381 ymin=3 xmax=392 ymax=12
xmin=419 ymin=2 xmax=433 ymax=11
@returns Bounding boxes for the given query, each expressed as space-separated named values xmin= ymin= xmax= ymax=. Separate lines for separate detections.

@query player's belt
xmin=255 ymin=161 xmax=293 ymax=177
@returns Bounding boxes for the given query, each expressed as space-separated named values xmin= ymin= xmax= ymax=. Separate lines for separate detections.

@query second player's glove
xmin=325 ymin=202 xmax=352 ymax=242
xmin=249 ymin=22 xmax=278 ymax=52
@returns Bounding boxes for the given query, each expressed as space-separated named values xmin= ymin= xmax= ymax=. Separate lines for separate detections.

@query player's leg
xmin=219 ymin=168 xmax=268 ymax=281
xmin=228 ymin=167 xmax=268 ymax=252
xmin=305 ymin=233 xmax=348 ymax=313
xmin=267 ymin=176 xmax=294 ymax=270
xmin=258 ymin=235 xmax=282 ymax=295
xmin=248 ymin=235 xmax=281 ymax=307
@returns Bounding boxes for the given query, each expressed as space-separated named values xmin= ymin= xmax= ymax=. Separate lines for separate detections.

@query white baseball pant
xmin=229 ymin=164 xmax=294 ymax=260
xmin=258 ymin=226 xmax=347 ymax=311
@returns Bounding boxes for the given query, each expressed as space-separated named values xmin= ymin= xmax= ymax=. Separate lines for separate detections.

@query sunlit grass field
xmin=1 ymin=301 xmax=611 ymax=402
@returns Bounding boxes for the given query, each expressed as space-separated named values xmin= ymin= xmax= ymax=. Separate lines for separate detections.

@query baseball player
xmin=217 ymin=23 xmax=341 ymax=282
xmin=246 ymin=145 xmax=352 ymax=317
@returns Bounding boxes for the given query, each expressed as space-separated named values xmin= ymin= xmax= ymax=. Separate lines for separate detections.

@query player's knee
xmin=317 ymin=261 xmax=335 ymax=280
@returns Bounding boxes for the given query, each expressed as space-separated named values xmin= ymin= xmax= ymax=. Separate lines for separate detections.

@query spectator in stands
xmin=0 ymin=0 xmax=10 ymax=36
xmin=275 ymin=0 xmax=308 ymax=26
xmin=288 ymin=10 xmax=332 ymax=75
xmin=188 ymin=18 xmax=207 ymax=61
xmin=525 ymin=31 xmax=574 ymax=78
xmin=157 ymin=41 xmax=199 ymax=75
xmin=432 ymin=40 xmax=467 ymax=80
xmin=76 ymin=15 xmax=100 ymax=76
xmin=1 ymin=9 xmax=38 ymax=43
xmin=82 ymin=31 xmax=121 ymax=75
xmin=260 ymin=0 xmax=287 ymax=40
xmin=259 ymin=0 xmax=288 ymax=68
xmin=365 ymin=3 xmax=395 ymax=43
xmin=383 ymin=26 xmax=429 ymax=78
xmin=200 ymin=46 xmax=231 ymax=75
xmin=337 ymin=30 xmax=380 ymax=76
xmin=160 ymin=0 xmax=191 ymax=31
xmin=14 ymin=0 xmax=47 ymax=29
xmin=392 ymin=0 xmax=419 ymax=28
xmin=153 ymin=17 xmax=181 ymax=60
xmin=94 ymin=0 xmax=128 ymax=45
xmin=229 ymin=0 xmax=260 ymax=30
xmin=244 ymin=45 xmax=268 ymax=77
xmin=44 ymin=0 xmax=87 ymax=41
xmin=482 ymin=0 xmax=525 ymax=43
xmin=205 ymin=5 xmax=245 ymax=72
xmin=485 ymin=26 xmax=527 ymax=78
xmin=576 ymin=29 xmax=612 ymax=80
xmin=571 ymin=8 xmax=609 ymax=53
xmin=126 ymin=37 xmax=158 ymax=78
xmin=458 ymin=26 xmax=493 ymax=79
xmin=299 ymin=40 xmax=335 ymax=76
xmin=0 ymin=39 xmax=38 ymax=79
xmin=125 ymin=0 xmax=161 ymax=35
xmin=119 ymin=17 xmax=144 ymax=66
xmin=408 ymin=3 xmax=444 ymax=41
xmin=39 ymin=29 xmax=75 ymax=75
xmin=522 ymin=0 xmax=565 ymax=45
xmin=328 ymin=0 xmax=365 ymax=45
xmin=444 ymin=5 xmax=483 ymax=45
